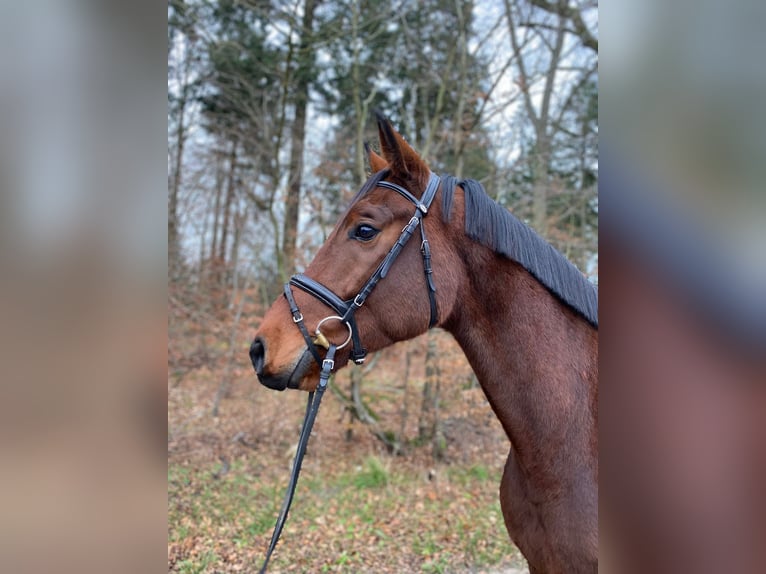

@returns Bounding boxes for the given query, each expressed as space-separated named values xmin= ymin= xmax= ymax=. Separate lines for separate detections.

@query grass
xmin=352 ymin=456 xmax=389 ymax=489
xmin=168 ymin=455 xmax=521 ymax=572
xmin=447 ymin=463 xmax=491 ymax=485
xmin=174 ymin=551 xmax=218 ymax=574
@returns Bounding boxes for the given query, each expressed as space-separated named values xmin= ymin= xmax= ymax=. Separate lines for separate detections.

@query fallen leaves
xmin=169 ymin=329 xmax=525 ymax=572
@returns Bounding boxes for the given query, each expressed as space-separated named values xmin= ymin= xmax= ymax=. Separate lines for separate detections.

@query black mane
xmin=441 ymin=175 xmax=598 ymax=328
xmin=353 ymin=170 xmax=597 ymax=327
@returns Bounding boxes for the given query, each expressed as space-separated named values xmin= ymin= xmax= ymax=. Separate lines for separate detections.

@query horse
xmin=250 ymin=115 xmax=598 ymax=573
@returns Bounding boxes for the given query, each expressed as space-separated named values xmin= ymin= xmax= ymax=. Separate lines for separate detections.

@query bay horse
xmin=250 ymin=115 xmax=598 ymax=573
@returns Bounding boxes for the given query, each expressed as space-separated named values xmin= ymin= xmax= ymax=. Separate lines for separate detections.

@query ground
xmin=169 ymin=330 xmax=529 ymax=573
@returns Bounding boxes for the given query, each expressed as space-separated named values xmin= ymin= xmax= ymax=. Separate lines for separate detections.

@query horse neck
xmin=443 ymin=243 xmax=598 ymax=473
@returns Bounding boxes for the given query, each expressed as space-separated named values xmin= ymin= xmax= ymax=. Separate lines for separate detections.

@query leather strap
xmin=258 ymin=344 xmax=336 ymax=574
xmin=420 ymin=222 xmax=438 ymax=328
xmin=283 ymin=282 xmax=323 ymax=365
xmin=290 ymin=274 xmax=350 ymax=316
xmin=289 ymin=275 xmax=367 ymax=364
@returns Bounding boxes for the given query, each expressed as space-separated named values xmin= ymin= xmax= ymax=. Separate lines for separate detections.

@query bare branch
xmin=528 ymin=0 xmax=598 ymax=52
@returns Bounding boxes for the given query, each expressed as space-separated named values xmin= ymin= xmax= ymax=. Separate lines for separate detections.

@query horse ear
xmin=364 ymin=142 xmax=388 ymax=173
xmin=375 ymin=111 xmax=428 ymax=182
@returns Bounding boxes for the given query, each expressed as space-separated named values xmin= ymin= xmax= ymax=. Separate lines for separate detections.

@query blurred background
xmin=167 ymin=1 xmax=597 ymax=571
xmin=601 ymin=1 xmax=765 ymax=572
xmin=0 ymin=0 xmax=763 ymax=572
xmin=1 ymin=1 xmax=166 ymax=574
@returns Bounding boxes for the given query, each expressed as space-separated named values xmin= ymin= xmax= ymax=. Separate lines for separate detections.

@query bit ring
xmin=315 ymin=315 xmax=353 ymax=350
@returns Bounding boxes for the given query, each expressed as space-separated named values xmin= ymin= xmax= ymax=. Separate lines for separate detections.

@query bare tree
xmin=168 ymin=1 xmax=202 ymax=282
xmin=282 ymin=0 xmax=320 ymax=281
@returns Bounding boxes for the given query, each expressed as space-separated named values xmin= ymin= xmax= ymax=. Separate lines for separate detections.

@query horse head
xmin=250 ymin=115 xmax=461 ymax=391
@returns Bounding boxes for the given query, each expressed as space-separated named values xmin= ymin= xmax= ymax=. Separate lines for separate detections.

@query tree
xmin=168 ymin=0 xmax=203 ymax=283
xmin=198 ymin=0 xmax=292 ymax=294
xmin=501 ymin=0 xmax=598 ymax=268
xmin=282 ymin=0 xmax=320 ymax=281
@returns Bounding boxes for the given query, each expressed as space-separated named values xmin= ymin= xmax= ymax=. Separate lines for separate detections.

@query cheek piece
xmin=259 ymin=172 xmax=441 ymax=573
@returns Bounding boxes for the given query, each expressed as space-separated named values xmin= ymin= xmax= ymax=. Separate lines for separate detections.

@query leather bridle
xmin=286 ymin=171 xmax=441 ymax=366
xmin=258 ymin=171 xmax=441 ymax=572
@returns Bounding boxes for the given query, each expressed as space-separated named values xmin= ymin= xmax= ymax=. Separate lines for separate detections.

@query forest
xmin=168 ymin=0 xmax=597 ymax=571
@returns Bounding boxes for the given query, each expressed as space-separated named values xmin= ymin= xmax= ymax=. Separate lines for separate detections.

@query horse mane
xmin=353 ymin=170 xmax=597 ymax=327
xmin=441 ymin=175 xmax=598 ymax=328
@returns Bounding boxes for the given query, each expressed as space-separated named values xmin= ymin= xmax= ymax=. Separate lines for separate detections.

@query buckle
xmin=322 ymin=358 xmax=335 ymax=371
xmin=402 ymin=216 xmax=419 ymax=232
xmin=292 ymin=312 xmax=303 ymax=323
xmin=353 ymin=294 xmax=365 ymax=307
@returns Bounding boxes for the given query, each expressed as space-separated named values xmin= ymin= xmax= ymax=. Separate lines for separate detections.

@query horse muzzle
xmin=250 ymin=338 xmax=313 ymax=391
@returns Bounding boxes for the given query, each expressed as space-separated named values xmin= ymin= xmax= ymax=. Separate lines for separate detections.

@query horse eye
xmin=352 ymin=224 xmax=379 ymax=241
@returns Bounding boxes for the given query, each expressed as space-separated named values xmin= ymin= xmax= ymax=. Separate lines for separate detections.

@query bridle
xmin=287 ymin=170 xmax=441 ymax=365
xmin=258 ymin=171 xmax=441 ymax=572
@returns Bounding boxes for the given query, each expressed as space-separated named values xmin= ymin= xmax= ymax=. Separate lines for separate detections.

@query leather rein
xmin=258 ymin=172 xmax=441 ymax=572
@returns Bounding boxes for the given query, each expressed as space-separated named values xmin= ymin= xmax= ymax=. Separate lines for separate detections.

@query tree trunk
xmin=396 ymin=348 xmax=413 ymax=456
xmin=419 ymin=332 xmax=441 ymax=449
xmin=227 ymin=207 xmax=245 ymax=305
xmin=218 ymin=141 xmax=237 ymax=286
xmin=425 ymin=333 xmax=445 ymax=459
xmin=282 ymin=0 xmax=317 ymax=280
xmin=169 ymin=89 xmax=186 ymax=283
xmin=531 ymin=147 xmax=549 ymax=234
xmin=419 ymin=377 xmax=433 ymax=442
xmin=351 ymin=0 xmax=366 ymax=183
xmin=210 ymin=150 xmax=224 ymax=275
xmin=504 ymin=0 xmax=566 ymax=236
xmin=452 ymin=0 xmax=469 ymax=179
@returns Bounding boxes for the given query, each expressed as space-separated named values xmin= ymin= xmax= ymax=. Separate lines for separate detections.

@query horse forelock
xmin=333 ymin=169 xmax=389 ymax=227
xmin=349 ymin=167 xmax=431 ymax=212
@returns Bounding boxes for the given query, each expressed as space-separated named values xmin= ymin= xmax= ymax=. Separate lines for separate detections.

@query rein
xmin=257 ymin=344 xmax=335 ymax=574
xmin=258 ymin=172 xmax=441 ymax=572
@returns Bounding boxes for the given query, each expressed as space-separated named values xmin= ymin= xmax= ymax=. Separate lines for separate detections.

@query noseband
xmin=258 ymin=172 xmax=440 ymax=573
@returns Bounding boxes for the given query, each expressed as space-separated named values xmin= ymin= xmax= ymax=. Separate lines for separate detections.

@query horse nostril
xmin=250 ymin=338 xmax=265 ymax=375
